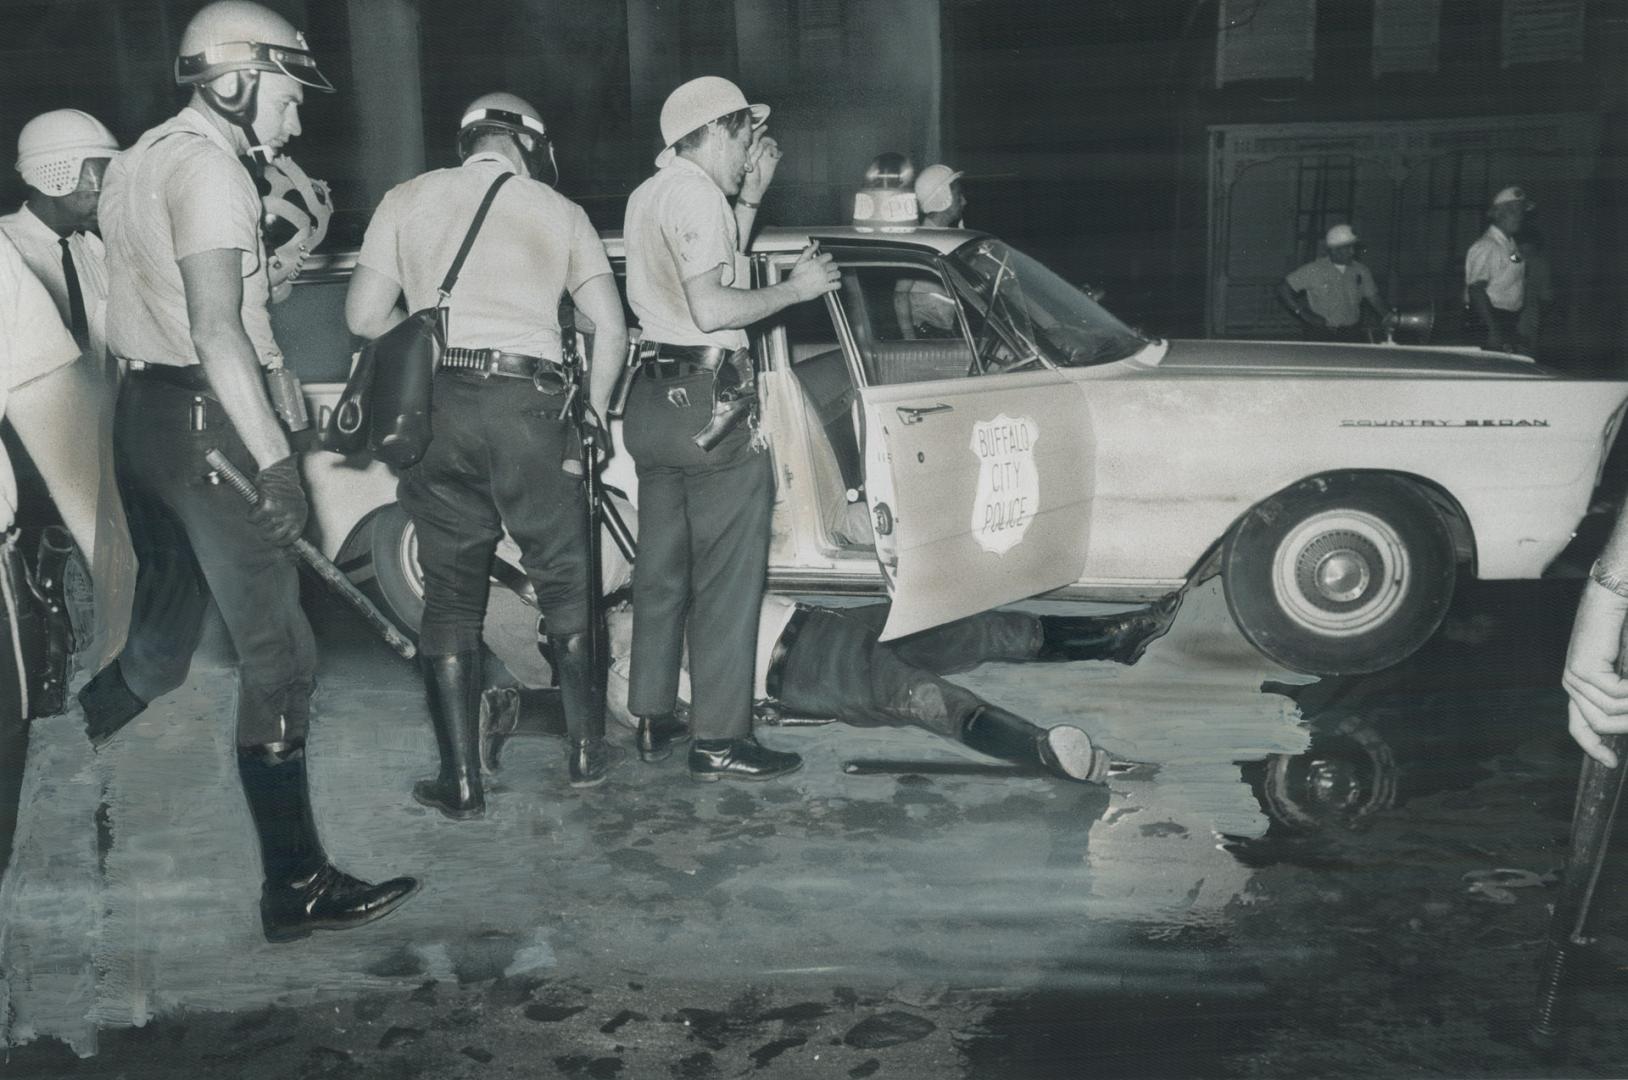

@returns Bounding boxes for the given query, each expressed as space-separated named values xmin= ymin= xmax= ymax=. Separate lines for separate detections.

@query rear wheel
xmin=336 ymin=504 xmax=424 ymax=639
xmin=1220 ymin=475 xmax=1456 ymax=676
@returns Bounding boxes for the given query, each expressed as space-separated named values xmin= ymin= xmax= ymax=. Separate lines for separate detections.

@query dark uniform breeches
xmin=776 ymin=604 xmax=1040 ymax=736
xmin=112 ymin=375 xmax=316 ymax=747
xmin=398 ymin=374 xmax=590 ymax=656
xmin=623 ymin=371 xmax=771 ymax=740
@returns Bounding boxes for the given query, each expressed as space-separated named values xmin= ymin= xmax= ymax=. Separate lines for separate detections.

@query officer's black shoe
xmin=80 ymin=661 xmax=148 ymax=749
xmin=237 ymin=741 xmax=419 ymax=944
xmin=636 ymin=712 xmax=690 ymax=763
xmin=1035 ymin=591 xmax=1183 ymax=667
xmin=414 ymin=651 xmax=485 ymax=820
xmin=959 ymin=705 xmax=1110 ymax=783
xmin=688 ymin=737 xmax=803 ymax=783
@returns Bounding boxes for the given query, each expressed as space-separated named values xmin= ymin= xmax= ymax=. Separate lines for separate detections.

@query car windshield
xmin=947 ymin=238 xmax=1148 ymax=370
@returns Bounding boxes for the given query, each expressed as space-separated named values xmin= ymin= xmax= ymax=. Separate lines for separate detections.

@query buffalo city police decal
xmin=1339 ymin=418 xmax=1550 ymax=427
xmin=970 ymin=414 xmax=1041 ymax=555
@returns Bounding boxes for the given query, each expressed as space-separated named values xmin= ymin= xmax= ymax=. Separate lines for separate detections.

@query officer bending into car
xmin=79 ymin=0 xmax=419 ymax=943
xmin=621 ymin=76 xmax=839 ymax=782
xmin=345 ymin=92 xmax=628 ymax=810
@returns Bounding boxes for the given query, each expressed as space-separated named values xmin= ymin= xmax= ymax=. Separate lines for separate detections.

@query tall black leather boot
xmin=237 ymin=741 xmax=418 ymax=943
xmin=553 ymin=631 xmax=611 ymax=788
xmin=79 ymin=661 xmax=148 ymax=749
xmin=414 ymin=651 xmax=485 ymax=819
xmin=1035 ymin=592 xmax=1183 ymax=666
xmin=959 ymin=705 xmax=1111 ymax=783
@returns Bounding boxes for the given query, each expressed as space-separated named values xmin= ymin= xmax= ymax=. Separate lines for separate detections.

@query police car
xmin=279 ymin=227 xmax=1628 ymax=677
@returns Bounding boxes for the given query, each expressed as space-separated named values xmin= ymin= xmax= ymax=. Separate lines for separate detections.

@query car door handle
xmin=897 ymin=403 xmax=953 ymax=424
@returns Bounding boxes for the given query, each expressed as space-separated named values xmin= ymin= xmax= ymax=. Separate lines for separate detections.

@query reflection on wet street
xmin=4 ymin=564 xmax=1626 ymax=1077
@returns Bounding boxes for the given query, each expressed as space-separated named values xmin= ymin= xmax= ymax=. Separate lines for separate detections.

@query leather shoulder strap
xmin=438 ymin=172 xmax=514 ymax=299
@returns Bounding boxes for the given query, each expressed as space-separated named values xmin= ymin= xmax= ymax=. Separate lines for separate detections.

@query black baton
xmin=1530 ymin=622 xmax=1628 ymax=1050
xmin=203 ymin=449 xmax=418 ymax=661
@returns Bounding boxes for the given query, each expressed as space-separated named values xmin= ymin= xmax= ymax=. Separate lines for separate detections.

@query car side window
xmin=836 ymin=265 xmax=975 ymax=386
xmin=269 ymin=279 xmax=361 ymax=384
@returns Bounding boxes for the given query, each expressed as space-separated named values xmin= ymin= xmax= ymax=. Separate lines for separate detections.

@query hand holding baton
xmin=1530 ymin=621 xmax=1628 ymax=1050
xmin=203 ymin=449 xmax=417 ymax=661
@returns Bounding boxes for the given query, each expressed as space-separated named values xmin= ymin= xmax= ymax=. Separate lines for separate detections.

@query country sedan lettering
xmin=273 ymin=227 xmax=1628 ymax=677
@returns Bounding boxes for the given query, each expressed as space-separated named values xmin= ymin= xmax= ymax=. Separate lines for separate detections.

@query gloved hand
xmin=246 ymin=455 xmax=309 ymax=546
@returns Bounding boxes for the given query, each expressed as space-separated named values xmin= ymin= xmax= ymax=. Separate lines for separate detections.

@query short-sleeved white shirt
xmin=0 ymin=234 xmax=81 ymax=530
xmin=1464 ymin=224 xmax=1524 ymax=312
xmin=0 ymin=203 xmax=109 ymax=363
xmin=1284 ymin=256 xmax=1382 ymax=328
xmin=101 ymin=106 xmax=278 ymax=368
xmin=356 ymin=155 xmax=612 ymax=359
xmin=623 ymin=155 xmax=748 ymax=350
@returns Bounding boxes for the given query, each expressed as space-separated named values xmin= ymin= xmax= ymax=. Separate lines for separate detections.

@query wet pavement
xmin=4 ymin=537 xmax=1628 ymax=1077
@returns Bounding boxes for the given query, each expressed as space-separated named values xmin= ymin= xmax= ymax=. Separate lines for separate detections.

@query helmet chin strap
xmin=512 ymin=132 xmax=559 ymax=188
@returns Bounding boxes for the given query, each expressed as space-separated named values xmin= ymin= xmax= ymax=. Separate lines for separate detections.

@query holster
xmin=1 ymin=528 xmax=74 ymax=719
xmin=691 ymin=348 xmax=755 ymax=452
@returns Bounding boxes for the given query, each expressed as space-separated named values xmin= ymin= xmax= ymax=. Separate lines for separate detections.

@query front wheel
xmin=335 ymin=504 xmax=425 ymax=639
xmin=1220 ymin=475 xmax=1456 ymax=676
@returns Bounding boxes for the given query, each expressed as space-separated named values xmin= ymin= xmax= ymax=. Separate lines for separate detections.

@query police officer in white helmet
xmin=81 ymin=0 xmax=418 ymax=943
xmin=0 ymin=109 xmax=136 ymax=675
xmin=621 ymin=76 xmax=839 ymax=782
xmin=347 ymin=91 xmax=629 ymax=811
xmin=1 ymin=110 xmax=119 ymax=363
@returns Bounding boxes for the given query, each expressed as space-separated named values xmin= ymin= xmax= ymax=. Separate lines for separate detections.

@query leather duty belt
xmin=439 ymin=347 xmax=565 ymax=390
xmin=124 ymin=359 xmax=213 ymax=393
xmin=637 ymin=343 xmax=733 ymax=380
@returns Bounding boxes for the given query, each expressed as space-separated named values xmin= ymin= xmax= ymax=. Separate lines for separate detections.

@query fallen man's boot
xmin=1035 ymin=591 xmax=1183 ymax=666
xmin=79 ymin=661 xmax=148 ymax=749
xmin=237 ymin=740 xmax=418 ymax=943
xmin=959 ymin=705 xmax=1112 ymax=783
xmin=414 ymin=651 xmax=485 ymax=819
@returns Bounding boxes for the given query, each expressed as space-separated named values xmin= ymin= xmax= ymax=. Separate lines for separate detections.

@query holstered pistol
xmin=691 ymin=348 xmax=754 ymax=452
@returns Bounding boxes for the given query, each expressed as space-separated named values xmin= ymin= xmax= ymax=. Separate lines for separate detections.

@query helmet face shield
xmin=261 ymin=155 xmax=331 ymax=302
xmin=175 ymin=39 xmax=335 ymax=93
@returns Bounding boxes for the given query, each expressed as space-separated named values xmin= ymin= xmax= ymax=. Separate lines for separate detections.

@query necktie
xmin=59 ymin=235 xmax=88 ymax=350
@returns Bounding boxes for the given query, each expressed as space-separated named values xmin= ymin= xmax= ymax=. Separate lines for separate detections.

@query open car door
xmin=856 ymin=371 xmax=1094 ymax=639
xmin=816 ymin=241 xmax=1094 ymax=641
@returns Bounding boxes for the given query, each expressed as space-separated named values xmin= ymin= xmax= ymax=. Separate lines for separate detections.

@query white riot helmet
xmin=16 ymin=110 xmax=119 ymax=197
xmin=261 ymin=155 xmax=332 ymax=303
xmin=175 ymin=1 xmax=333 ymax=162
xmin=458 ymin=92 xmax=558 ymax=186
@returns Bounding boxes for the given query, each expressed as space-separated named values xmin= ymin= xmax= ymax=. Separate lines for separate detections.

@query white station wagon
xmin=274 ymin=227 xmax=1628 ymax=677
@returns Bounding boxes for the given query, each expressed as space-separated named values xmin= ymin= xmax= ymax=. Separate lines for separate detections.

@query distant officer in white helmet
xmin=894 ymin=162 xmax=966 ymax=338
xmin=1278 ymin=223 xmax=1388 ymax=343
xmin=914 ymin=162 xmax=967 ymax=228
xmin=1 ymin=109 xmax=119 ymax=363
xmin=1465 ymin=185 xmax=1534 ymax=353
xmin=84 ymin=0 xmax=419 ymax=944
